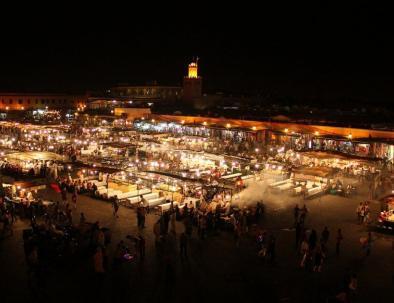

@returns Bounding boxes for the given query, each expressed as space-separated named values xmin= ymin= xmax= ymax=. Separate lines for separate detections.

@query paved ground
xmin=0 ymin=181 xmax=393 ymax=303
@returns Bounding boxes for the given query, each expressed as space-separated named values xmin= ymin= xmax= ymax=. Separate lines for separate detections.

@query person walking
xmin=140 ymin=204 xmax=146 ymax=228
xmin=137 ymin=203 xmax=146 ymax=228
xmin=300 ymin=236 xmax=309 ymax=256
xmin=321 ymin=227 xmax=330 ymax=245
xmin=112 ymin=197 xmax=119 ymax=218
xmin=313 ymin=246 xmax=323 ymax=272
xmin=140 ymin=195 xmax=149 ymax=213
xmin=294 ymin=204 xmax=300 ymax=225
xmin=360 ymin=205 xmax=365 ymax=225
xmin=356 ymin=202 xmax=363 ymax=224
xmin=72 ymin=192 xmax=77 ymax=210
xmin=299 ymin=237 xmax=309 ymax=269
xmin=9 ymin=202 xmax=16 ymax=223
xmin=336 ymin=228 xmax=343 ymax=256
xmin=299 ymin=204 xmax=308 ymax=224
xmin=61 ymin=189 xmax=67 ymax=207
xmin=65 ymin=204 xmax=73 ymax=225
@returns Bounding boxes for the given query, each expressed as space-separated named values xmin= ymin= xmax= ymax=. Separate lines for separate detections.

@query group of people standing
xmin=294 ymin=203 xmax=346 ymax=273
xmin=356 ymin=201 xmax=371 ymax=225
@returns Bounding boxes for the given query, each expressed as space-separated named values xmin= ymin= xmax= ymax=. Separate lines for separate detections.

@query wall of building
xmin=110 ymin=86 xmax=182 ymax=101
xmin=183 ymin=77 xmax=202 ymax=102
xmin=0 ymin=94 xmax=86 ymax=110
xmin=114 ymin=107 xmax=151 ymax=121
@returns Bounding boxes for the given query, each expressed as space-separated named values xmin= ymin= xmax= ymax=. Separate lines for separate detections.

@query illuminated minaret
xmin=183 ymin=58 xmax=202 ymax=102
xmin=188 ymin=62 xmax=198 ymax=78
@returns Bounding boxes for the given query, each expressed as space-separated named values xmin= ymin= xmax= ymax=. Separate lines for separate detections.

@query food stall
xmin=377 ymin=195 xmax=394 ymax=231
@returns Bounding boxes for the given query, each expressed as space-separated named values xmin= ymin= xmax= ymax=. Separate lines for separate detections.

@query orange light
xmin=314 ymin=131 xmax=319 ymax=136
xmin=226 ymin=123 xmax=231 ymax=128
xmin=252 ymin=126 xmax=257 ymax=131
xmin=284 ymin=128 xmax=289 ymax=133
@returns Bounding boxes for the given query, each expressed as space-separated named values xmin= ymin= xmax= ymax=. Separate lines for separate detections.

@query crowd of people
xmin=57 ymin=177 xmax=98 ymax=196
xmin=0 ymin=165 xmax=386 ymax=303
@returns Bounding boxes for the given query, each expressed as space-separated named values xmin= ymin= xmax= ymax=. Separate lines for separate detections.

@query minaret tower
xmin=183 ymin=58 xmax=202 ymax=102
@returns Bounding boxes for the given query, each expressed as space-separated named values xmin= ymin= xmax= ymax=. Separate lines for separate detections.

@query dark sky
xmin=1 ymin=5 xmax=393 ymax=102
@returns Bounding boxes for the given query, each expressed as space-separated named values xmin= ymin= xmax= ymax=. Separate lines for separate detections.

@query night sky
xmin=1 ymin=5 xmax=393 ymax=103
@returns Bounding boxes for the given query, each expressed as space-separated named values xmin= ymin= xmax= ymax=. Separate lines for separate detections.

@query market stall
xmin=377 ymin=195 xmax=394 ymax=231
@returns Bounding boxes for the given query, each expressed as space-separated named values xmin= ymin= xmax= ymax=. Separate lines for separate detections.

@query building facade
xmin=110 ymin=84 xmax=182 ymax=102
xmin=0 ymin=93 xmax=86 ymax=111
xmin=87 ymin=60 xmax=202 ymax=110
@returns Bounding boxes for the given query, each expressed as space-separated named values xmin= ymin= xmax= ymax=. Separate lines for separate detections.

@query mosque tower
xmin=183 ymin=58 xmax=202 ymax=102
